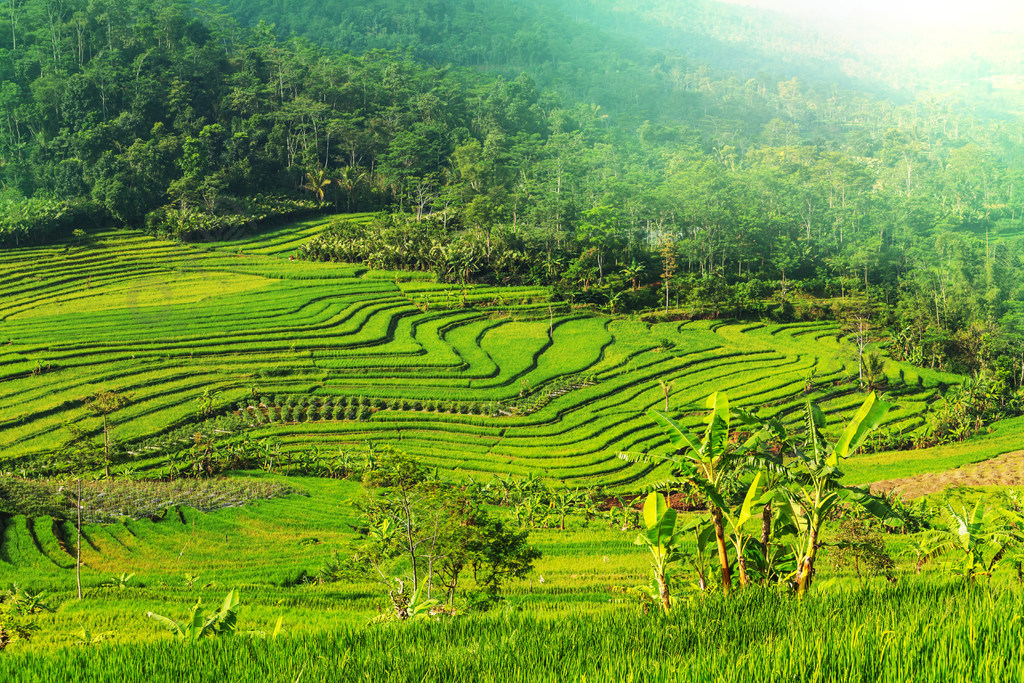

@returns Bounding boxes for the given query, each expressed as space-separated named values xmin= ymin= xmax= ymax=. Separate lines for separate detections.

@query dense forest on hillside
xmin=1 ymin=0 xmax=1023 ymax=389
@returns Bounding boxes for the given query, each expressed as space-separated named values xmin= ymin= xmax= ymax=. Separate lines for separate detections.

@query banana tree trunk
xmin=711 ymin=507 xmax=733 ymax=595
xmin=796 ymin=527 xmax=819 ymax=596
xmin=736 ymin=552 xmax=749 ymax=588
xmin=760 ymin=502 xmax=772 ymax=573
xmin=657 ymin=571 xmax=671 ymax=613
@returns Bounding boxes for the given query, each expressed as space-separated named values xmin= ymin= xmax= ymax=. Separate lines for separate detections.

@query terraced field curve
xmin=0 ymin=217 xmax=969 ymax=487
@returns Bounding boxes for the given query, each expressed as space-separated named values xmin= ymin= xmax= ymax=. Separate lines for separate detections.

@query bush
xmin=0 ymin=197 xmax=107 ymax=247
xmin=144 ymin=195 xmax=319 ymax=241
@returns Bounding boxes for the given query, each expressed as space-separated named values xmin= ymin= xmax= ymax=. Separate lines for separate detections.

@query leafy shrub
xmin=0 ymin=197 xmax=106 ymax=247
xmin=145 ymin=195 xmax=319 ymax=241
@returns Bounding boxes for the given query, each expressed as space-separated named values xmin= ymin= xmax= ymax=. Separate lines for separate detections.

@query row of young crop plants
xmin=4 ymin=348 xmax=944 ymax=490
xmin=249 ymin=345 xmax=939 ymax=486
xmin=1 ymin=228 xmax=958 ymax=483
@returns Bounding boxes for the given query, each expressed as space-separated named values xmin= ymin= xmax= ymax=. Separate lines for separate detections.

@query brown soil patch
xmin=870 ymin=450 xmax=1024 ymax=500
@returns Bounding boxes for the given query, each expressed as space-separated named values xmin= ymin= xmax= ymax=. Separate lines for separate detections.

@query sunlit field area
xmin=4 ymin=0 xmax=1024 ymax=677
xmin=0 ymin=221 xmax=976 ymax=486
xmin=3 ymin=221 xmax=1024 ymax=681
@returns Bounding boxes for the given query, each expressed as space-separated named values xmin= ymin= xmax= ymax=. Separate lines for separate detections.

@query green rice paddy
xmin=0 ymin=218 xmax=985 ymax=488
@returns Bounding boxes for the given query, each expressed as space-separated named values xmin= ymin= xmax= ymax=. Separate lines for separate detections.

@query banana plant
xmin=680 ymin=514 xmax=716 ymax=591
xmin=147 ymin=589 xmax=240 ymax=643
xmin=550 ymin=489 xmax=584 ymax=530
xmin=605 ymin=495 xmax=639 ymax=531
xmin=4 ymin=585 xmax=54 ymax=615
xmin=633 ymin=492 xmax=682 ymax=613
xmin=914 ymin=501 xmax=1019 ymax=581
xmin=782 ymin=393 xmax=900 ymax=595
xmin=405 ymin=581 xmax=441 ymax=620
xmin=101 ymin=572 xmax=135 ymax=590
xmin=720 ymin=470 xmax=771 ymax=588
xmin=375 ymin=579 xmax=441 ymax=622
xmin=623 ymin=392 xmax=748 ymax=594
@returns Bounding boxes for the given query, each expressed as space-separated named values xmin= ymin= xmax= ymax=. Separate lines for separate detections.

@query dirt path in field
xmin=870 ymin=450 xmax=1024 ymax=499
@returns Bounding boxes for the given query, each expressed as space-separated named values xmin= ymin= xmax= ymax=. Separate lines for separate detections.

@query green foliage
xmin=772 ymin=393 xmax=902 ymax=595
xmin=101 ymin=573 xmax=136 ymax=591
xmin=0 ymin=600 xmax=36 ymax=651
xmin=1 ymin=0 xmax=1022 ymax=353
xmin=827 ymin=519 xmax=896 ymax=581
xmin=630 ymin=492 xmax=681 ymax=612
xmin=913 ymin=501 xmax=1021 ymax=582
xmin=8 ymin=587 xmax=1024 ymax=680
xmin=0 ymin=478 xmax=294 ymax=523
xmin=0 ymin=197 xmax=106 ymax=247
xmin=3 ymin=585 xmax=54 ymax=616
xmin=146 ymin=590 xmax=241 ymax=643
xmin=625 ymin=391 xmax=902 ymax=595
xmin=352 ymin=451 xmax=539 ymax=614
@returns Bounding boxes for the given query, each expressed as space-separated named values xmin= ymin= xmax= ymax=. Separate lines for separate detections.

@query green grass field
xmin=4 ymin=218 xmax=1024 ymax=679
xmin=2 ymin=472 xmax=1023 ymax=682
xmin=5 ymin=585 xmax=1024 ymax=682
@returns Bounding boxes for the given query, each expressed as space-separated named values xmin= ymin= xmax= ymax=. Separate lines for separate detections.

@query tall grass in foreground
xmin=3 ymin=583 xmax=1022 ymax=682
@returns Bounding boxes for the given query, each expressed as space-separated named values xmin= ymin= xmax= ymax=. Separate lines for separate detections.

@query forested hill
xmin=1 ymin=0 xmax=1023 ymax=388
xmin=213 ymin=0 xmax=898 ymax=108
xmin=210 ymin=0 xmax=1019 ymax=106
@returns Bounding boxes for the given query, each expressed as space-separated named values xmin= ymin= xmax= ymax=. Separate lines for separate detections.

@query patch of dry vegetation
xmin=870 ymin=450 xmax=1024 ymax=499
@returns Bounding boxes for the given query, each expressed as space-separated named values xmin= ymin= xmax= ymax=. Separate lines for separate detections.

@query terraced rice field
xmin=0 ymin=217 xmax=981 ymax=488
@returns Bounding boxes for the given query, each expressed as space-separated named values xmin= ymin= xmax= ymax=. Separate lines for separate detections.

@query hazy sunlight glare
xmin=720 ymin=0 xmax=1024 ymax=31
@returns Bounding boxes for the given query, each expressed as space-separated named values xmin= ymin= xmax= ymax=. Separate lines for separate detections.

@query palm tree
xmin=658 ymin=379 xmax=674 ymax=411
xmin=335 ymin=166 xmax=367 ymax=212
xmin=303 ymin=167 xmax=332 ymax=206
